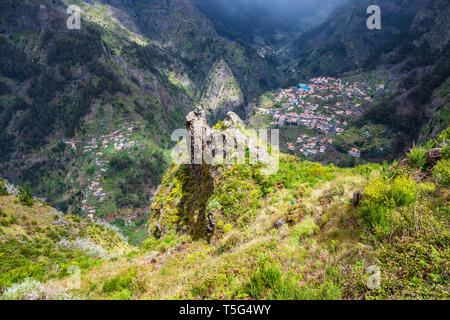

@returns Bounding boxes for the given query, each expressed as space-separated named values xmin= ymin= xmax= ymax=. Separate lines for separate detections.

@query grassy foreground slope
xmin=0 ymin=179 xmax=131 ymax=299
xmin=1 ymin=127 xmax=448 ymax=300
xmin=140 ymin=127 xmax=449 ymax=300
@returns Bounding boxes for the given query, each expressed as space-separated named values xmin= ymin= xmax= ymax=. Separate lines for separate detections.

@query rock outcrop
xmin=150 ymin=107 xmax=262 ymax=239
xmin=185 ymin=106 xmax=213 ymax=166
xmin=201 ymin=59 xmax=244 ymax=116
xmin=185 ymin=106 xmax=250 ymax=169
xmin=184 ymin=106 xmax=272 ymax=170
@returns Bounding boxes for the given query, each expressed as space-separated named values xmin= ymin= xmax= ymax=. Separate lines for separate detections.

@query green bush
xmin=289 ymin=217 xmax=319 ymax=245
xmin=360 ymin=203 xmax=393 ymax=235
xmin=416 ymin=182 xmax=436 ymax=196
xmin=244 ymin=263 xmax=287 ymax=299
xmin=110 ymin=289 xmax=132 ymax=300
xmin=441 ymin=145 xmax=450 ymax=160
xmin=0 ymin=183 xmax=8 ymax=196
xmin=9 ymin=215 xmax=18 ymax=224
xmin=140 ymin=232 xmax=182 ymax=253
xmin=407 ymin=145 xmax=427 ymax=170
xmin=222 ymin=224 xmax=233 ymax=233
xmin=244 ymin=262 xmax=342 ymax=300
xmin=360 ymin=176 xmax=418 ymax=236
xmin=432 ymin=159 xmax=450 ymax=186
xmin=364 ymin=176 xmax=416 ymax=208
xmin=18 ymin=186 xmax=34 ymax=207
xmin=102 ymin=272 xmax=135 ymax=294
xmin=437 ymin=126 xmax=450 ymax=142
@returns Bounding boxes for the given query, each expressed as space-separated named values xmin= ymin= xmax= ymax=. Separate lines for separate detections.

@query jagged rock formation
xmin=150 ymin=107 xmax=267 ymax=239
xmin=184 ymin=106 xmax=268 ymax=172
xmin=185 ymin=106 xmax=213 ymax=166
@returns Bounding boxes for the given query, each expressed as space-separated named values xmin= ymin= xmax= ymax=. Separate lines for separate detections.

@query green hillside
xmin=2 ymin=118 xmax=447 ymax=300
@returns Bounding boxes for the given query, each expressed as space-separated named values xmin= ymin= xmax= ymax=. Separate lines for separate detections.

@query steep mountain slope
xmin=96 ymin=0 xmax=280 ymax=106
xmin=291 ymin=0 xmax=450 ymax=155
xmin=0 ymin=0 xmax=279 ymax=238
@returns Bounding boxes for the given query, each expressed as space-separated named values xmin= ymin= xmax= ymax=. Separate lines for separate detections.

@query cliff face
xmin=201 ymin=59 xmax=244 ymax=117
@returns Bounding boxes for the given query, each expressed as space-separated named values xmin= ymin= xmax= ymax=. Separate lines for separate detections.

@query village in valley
xmin=251 ymin=73 xmax=391 ymax=163
xmin=62 ymin=122 xmax=142 ymax=224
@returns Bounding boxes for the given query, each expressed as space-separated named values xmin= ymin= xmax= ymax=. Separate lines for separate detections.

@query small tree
xmin=18 ymin=186 xmax=34 ymax=207
xmin=0 ymin=183 xmax=8 ymax=196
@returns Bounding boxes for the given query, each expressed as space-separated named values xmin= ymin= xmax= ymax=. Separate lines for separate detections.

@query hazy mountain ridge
xmin=192 ymin=0 xmax=347 ymax=44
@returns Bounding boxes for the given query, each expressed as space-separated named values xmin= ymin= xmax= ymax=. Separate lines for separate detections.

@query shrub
xmin=103 ymin=273 xmax=133 ymax=293
xmin=207 ymin=199 xmax=220 ymax=209
xmin=18 ymin=186 xmax=33 ymax=207
xmin=407 ymin=145 xmax=427 ymax=170
xmin=110 ymin=289 xmax=131 ymax=300
xmin=102 ymin=270 xmax=145 ymax=299
xmin=441 ymin=145 xmax=450 ymax=160
xmin=0 ymin=278 xmax=73 ymax=300
xmin=360 ymin=203 xmax=393 ymax=235
xmin=140 ymin=232 xmax=185 ymax=253
xmin=9 ymin=215 xmax=18 ymax=224
xmin=244 ymin=263 xmax=284 ymax=299
xmin=243 ymin=262 xmax=341 ymax=300
xmin=190 ymin=273 xmax=228 ymax=298
xmin=0 ymin=184 xmax=8 ymax=196
xmin=364 ymin=176 xmax=416 ymax=207
xmin=295 ymin=281 xmax=342 ymax=300
xmin=223 ymin=224 xmax=233 ymax=233
xmin=432 ymin=159 xmax=450 ymax=186
xmin=416 ymin=182 xmax=436 ymax=196
xmin=388 ymin=176 xmax=417 ymax=206
xmin=437 ymin=126 xmax=450 ymax=142
xmin=216 ymin=231 xmax=243 ymax=254
xmin=289 ymin=217 xmax=319 ymax=245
